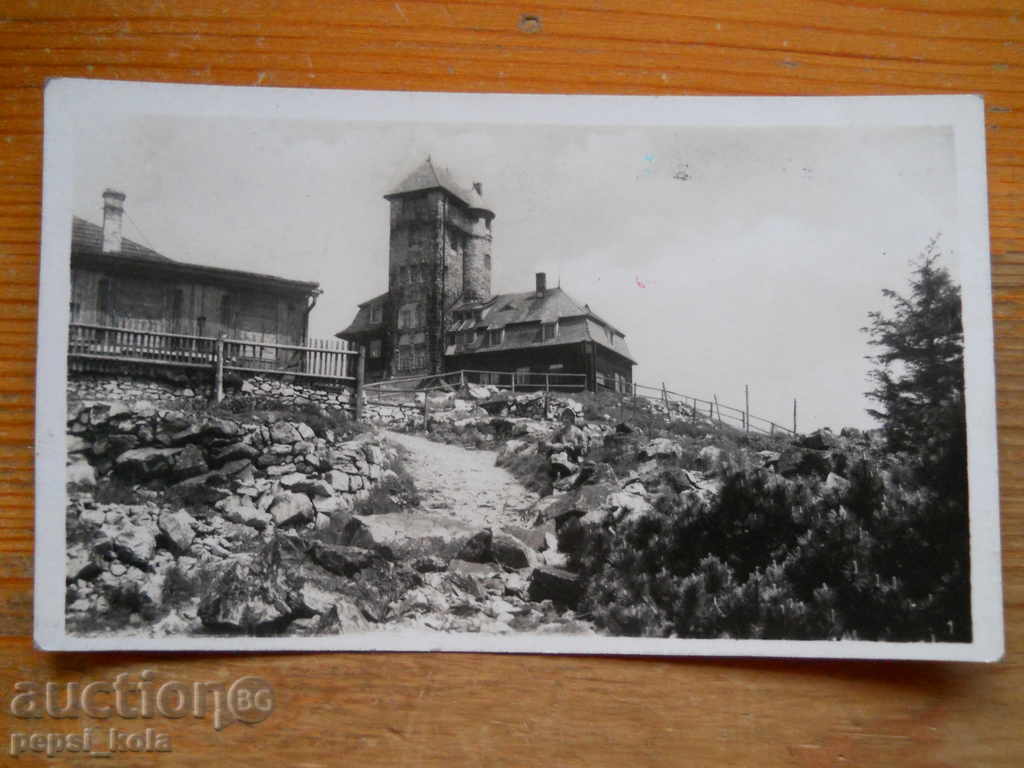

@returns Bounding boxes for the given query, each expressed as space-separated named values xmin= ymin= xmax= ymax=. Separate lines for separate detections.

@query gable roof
xmin=449 ymin=287 xmax=634 ymax=363
xmin=71 ymin=216 xmax=320 ymax=294
xmin=336 ymin=292 xmax=388 ymax=339
xmin=385 ymin=157 xmax=490 ymax=212
xmin=72 ymin=216 xmax=174 ymax=264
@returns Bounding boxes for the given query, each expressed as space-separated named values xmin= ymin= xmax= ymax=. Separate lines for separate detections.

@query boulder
xmin=269 ymin=421 xmax=302 ymax=445
xmin=311 ymin=543 xmax=381 ymax=577
xmin=491 ymin=531 xmax=535 ymax=569
xmin=288 ymin=477 xmax=334 ymax=498
xmin=296 ymin=423 xmax=316 ymax=441
xmin=157 ymin=509 xmax=197 ymax=555
xmin=197 ymin=558 xmax=304 ymax=633
xmin=202 ymin=417 xmax=241 ymax=440
xmin=66 ymin=543 xmax=101 ymax=581
xmin=527 ymin=566 xmax=583 ymax=608
xmin=326 ymin=470 xmax=351 ymax=493
xmin=639 ymin=438 xmax=684 ymax=460
xmin=268 ymin=492 xmax=315 ymax=527
xmin=209 ymin=442 xmax=259 ymax=466
xmin=456 ymin=529 xmax=493 ymax=563
xmin=114 ymin=447 xmax=183 ymax=481
xmin=411 ymin=555 xmax=447 ymax=573
xmin=697 ymin=445 xmax=724 ymax=470
xmin=106 ymin=433 xmax=141 ymax=457
xmin=101 ymin=519 xmax=158 ymax=568
xmin=800 ymin=428 xmax=837 ymax=451
xmin=316 ymin=599 xmax=370 ymax=634
xmin=66 ymin=435 xmax=89 ymax=455
xmin=548 ymin=451 xmax=579 ymax=478
xmin=66 ymin=457 xmax=96 ymax=487
xmin=169 ymin=444 xmax=208 ymax=481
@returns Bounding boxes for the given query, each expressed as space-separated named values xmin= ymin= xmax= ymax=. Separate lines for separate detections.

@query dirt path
xmin=383 ymin=430 xmax=538 ymax=529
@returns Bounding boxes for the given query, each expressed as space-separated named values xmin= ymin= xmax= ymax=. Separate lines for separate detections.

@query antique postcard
xmin=35 ymin=80 xmax=1003 ymax=660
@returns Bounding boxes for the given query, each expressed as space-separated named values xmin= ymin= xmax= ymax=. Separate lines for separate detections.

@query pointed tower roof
xmin=385 ymin=156 xmax=492 ymax=214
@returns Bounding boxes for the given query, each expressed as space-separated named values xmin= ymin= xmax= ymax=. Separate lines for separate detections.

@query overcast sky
xmin=71 ymin=115 xmax=958 ymax=431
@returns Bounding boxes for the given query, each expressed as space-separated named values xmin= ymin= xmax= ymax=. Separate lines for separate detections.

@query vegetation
xmin=568 ymin=248 xmax=971 ymax=642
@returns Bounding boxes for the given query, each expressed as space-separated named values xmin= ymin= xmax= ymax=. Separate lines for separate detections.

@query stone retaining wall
xmin=68 ymin=372 xmax=354 ymax=412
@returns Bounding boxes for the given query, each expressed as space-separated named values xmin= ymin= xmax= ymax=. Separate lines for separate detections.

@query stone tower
xmin=383 ymin=157 xmax=494 ymax=377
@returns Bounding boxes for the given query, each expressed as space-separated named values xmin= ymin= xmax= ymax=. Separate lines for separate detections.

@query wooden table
xmin=0 ymin=2 xmax=1020 ymax=765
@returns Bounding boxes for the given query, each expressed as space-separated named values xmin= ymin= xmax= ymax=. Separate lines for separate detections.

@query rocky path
xmin=383 ymin=430 xmax=538 ymax=529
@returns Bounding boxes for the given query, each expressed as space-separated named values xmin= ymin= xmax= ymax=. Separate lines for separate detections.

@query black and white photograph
xmin=35 ymin=81 xmax=1002 ymax=659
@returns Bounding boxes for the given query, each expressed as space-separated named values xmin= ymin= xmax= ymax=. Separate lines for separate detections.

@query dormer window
xmin=541 ymin=322 xmax=558 ymax=341
xmin=370 ymin=304 xmax=383 ymax=324
xmin=486 ymin=328 xmax=503 ymax=346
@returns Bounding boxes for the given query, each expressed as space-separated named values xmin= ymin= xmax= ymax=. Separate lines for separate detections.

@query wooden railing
xmin=68 ymin=322 xmax=362 ymax=395
xmin=597 ymin=380 xmax=797 ymax=437
xmin=364 ymin=368 xmax=588 ymax=404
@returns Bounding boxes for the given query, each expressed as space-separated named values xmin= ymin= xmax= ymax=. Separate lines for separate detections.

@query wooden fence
xmin=598 ymin=380 xmax=797 ymax=437
xmin=68 ymin=322 xmax=363 ymax=406
xmin=363 ymin=368 xmax=588 ymax=404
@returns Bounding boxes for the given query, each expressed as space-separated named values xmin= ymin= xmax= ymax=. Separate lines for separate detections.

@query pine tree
xmin=863 ymin=237 xmax=966 ymax=495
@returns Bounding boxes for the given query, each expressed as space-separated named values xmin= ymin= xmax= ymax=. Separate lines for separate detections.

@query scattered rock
xmin=528 ymin=566 xmax=583 ymax=608
xmin=268 ymin=492 xmax=315 ymax=527
xmin=157 ymin=509 xmax=196 ymax=555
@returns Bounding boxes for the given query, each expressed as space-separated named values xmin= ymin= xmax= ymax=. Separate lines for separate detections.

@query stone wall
xmin=68 ymin=372 xmax=354 ymax=412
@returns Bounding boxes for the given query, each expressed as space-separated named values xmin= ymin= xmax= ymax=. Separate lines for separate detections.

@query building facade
xmin=71 ymin=190 xmax=322 ymax=347
xmin=337 ymin=159 xmax=635 ymax=391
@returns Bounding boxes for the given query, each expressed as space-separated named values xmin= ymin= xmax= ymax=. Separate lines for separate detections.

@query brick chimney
xmin=535 ymin=272 xmax=547 ymax=296
xmin=101 ymin=189 xmax=126 ymax=254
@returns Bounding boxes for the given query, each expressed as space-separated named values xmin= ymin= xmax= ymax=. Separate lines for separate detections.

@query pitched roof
xmin=385 ymin=157 xmax=490 ymax=212
xmin=71 ymin=216 xmax=320 ymax=293
xmin=72 ymin=216 xmax=174 ymax=264
xmin=449 ymin=287 xmax=634 ymax=363
xmin=336 ymin=292 xmax=388 ymax=339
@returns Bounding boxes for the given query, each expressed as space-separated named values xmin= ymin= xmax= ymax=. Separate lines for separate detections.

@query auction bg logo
xmin=6 ymin=670 xmax=273 ymax=758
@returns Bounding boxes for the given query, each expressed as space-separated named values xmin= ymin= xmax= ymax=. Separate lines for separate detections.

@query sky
xmin=71 ymin=114 xmax=958 ymax=431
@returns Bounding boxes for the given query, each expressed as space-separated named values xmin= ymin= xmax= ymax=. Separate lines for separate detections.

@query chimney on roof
xmin=101 ymin=189 xmax=126 ymax=255
xmin=472 ymin=181 xmax=482 ymax=196
xmin=535 ymin=272 xmax=547 ymax=297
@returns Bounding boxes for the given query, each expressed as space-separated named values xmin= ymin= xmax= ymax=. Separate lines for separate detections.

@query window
xmin=370 ymin=303 xmax=383 ymax=324
xmin=541 ymin=322 xmax=558 ymax=341
xmin=97 ymin=277 xmax=113 ymax=316
xmin=486 ymin=328 xmax=503 ymax=346
xmin=219 ymin=293 xmax=234 ymax=330
xmin=369 ymin=339 xmax=382 ymax=358
xmin=396 ymin=345 xmax=411 ymax=372
xmin=413 ymin=345 xmax=427 ymax=370
xmin=196 ymin=316 xmax=206 ymax=336
xmin=446 ymin=333 xmax=457 ymax=347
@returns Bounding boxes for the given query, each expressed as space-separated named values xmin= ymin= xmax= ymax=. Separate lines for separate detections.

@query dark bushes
xmin=572 ymin=457 xmax=970 ymax=642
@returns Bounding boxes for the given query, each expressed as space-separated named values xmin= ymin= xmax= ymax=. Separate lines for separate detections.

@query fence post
xmin=423 ymin=388 xmax=430 ymax=432
xmin=714 ymin=394 xmax=722 ymax=426
xmin=213 ymin=333 xmax=225 ymax=403
xmin=354 ymin=346 xmax=366 ymax=421
xmin=662 ymin=382 xmax=669 ymax=413
xmin=744 ymin=384 xmax=750 ymax=434
xmin=793 ymin=398 xmax=798 ymax=435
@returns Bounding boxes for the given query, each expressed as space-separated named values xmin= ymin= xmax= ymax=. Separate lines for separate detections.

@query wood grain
xmin=0 ymin=1 xmax=1021 ymax=765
